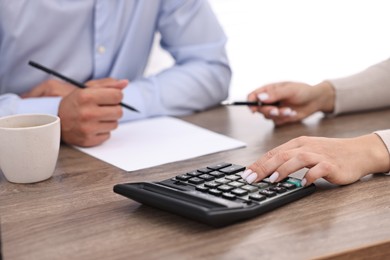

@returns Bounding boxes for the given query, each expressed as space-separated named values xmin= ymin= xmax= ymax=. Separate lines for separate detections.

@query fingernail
xmin=301 ymin=178 xmax=307 ymax=187
xmin=282 ymin=108 xmax=292 ymax=116
xmin=241 ymin=169 xmax=252 ymax=179
xmin=257 ymin=93 xmax=269 ymax=101
xmin=270 ymin=108 xmax=279 ymax=116
xmin=290 ymin=110 xmax=297 ymax=117
xmin=269 ymin=171 xmax=279 ymax=183
xmin=245 ymin=172 xmax=258 ymax=184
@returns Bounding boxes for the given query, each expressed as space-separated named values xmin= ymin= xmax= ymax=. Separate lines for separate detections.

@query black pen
xmin=221 ymin=100 xmax=280 ymax=107
xmin=28 ymin=61 xmax=139 ymax=112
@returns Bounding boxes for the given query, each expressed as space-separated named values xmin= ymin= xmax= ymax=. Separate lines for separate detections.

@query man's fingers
xmin=77 ymin=88 xmax=124 ymax=106
xmin=76 ymin=133 xmax=111 ymax=148
xmin=74 ymin=121 xmax=118 ymax=140
xmin=85 ymin=78 xmax=128 ymax=89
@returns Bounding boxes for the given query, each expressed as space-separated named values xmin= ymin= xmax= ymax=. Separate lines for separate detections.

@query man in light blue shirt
xmin=0 ymin=0 xmax=231 ymax=146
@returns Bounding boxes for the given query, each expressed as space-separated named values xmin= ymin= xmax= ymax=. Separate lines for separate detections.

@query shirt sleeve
xmin=327 ymin=58 xmax=390 ymax=115
xmin=120 ymin=0 xmax=231 ymax=122
xmin=0 ymin=94 xmax=61 ymax=117
xmin=374 ymin=129 xmax=390 ymax=175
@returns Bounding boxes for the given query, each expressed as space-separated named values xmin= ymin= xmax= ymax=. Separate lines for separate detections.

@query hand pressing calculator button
xmin=114 ymin=162 xmax=315 ymax=227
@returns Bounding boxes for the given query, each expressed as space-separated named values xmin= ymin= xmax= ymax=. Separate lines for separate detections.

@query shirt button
xmin=97 ymin=45 xmax=106 ymax=54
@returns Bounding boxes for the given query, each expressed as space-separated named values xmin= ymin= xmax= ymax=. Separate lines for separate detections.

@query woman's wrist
xmin=313 ymin=81 xmax=335 ymax=113
xmin=355 ymin=134 xmax=390 ymax=175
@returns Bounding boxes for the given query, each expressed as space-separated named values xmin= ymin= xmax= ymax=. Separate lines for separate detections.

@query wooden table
xmin=1 ymin=106 xmax=390 ymax=259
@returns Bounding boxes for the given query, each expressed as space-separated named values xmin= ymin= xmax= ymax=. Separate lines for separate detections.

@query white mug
xmin=0 ymin=114 xmax=60 ymax=183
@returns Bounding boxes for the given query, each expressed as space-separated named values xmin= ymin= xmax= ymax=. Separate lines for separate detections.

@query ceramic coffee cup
xmin=0 ymin=114 xmax=60 ymax=183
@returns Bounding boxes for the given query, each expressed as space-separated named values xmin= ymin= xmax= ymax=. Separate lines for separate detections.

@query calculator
xmin=114 ymin=162 xmax=316 ymax=227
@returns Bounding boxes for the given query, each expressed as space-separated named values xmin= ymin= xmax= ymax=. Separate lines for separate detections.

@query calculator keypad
xmin=173 ymin=163 xmax=300 ymax=203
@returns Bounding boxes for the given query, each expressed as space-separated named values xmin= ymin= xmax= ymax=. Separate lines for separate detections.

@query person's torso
xmin=0 ymin=0 xmax=160 ymax=95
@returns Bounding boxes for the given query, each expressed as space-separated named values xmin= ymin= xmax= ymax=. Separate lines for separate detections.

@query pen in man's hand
xmin=28 ymin=61 xmax=139 ymax=112
xmin=221 ymin=100 xmax=281 ymax=107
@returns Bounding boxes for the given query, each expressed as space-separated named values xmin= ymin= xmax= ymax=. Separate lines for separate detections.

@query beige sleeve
xmin=327 ymin=58 xmax=390 ymax=115
xmin=374 ymin=130 xmax=390 ymax=175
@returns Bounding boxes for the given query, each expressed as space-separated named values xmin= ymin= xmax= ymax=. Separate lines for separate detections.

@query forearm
xmin=327 ymin=58 xmax=390 ymax=115
xmin=120 ymin=61 xmax=230 ymax=122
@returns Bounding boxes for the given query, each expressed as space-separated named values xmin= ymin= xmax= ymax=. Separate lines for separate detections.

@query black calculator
xmin=114 ymin=162 xmax=315 ymax=227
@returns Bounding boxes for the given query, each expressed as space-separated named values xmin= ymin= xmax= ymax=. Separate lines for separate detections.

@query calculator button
xmin=197 ymin=168 xmax=214 ymax=174
xmin=226 ymin=175 xmax=240 ymax=181
xmin=262 ymin=177 xmax=271 ymax=183
xmin=204 ymin=181 xmax=221 ymax=188
xmin=217 ymin=185 xmax=234 ymax=192
xmin=241 ymin=185 xmax=258 ymax=193
xmin=252 ymin=182 xmax=269 ymax=189
xmin=219 ymin=165 xmax=246 ymax=175
xmin=269 ymin=186 xmax=287 ymax=193
xmin=259 ymin=189 xmax=277 ymax=197
xmin=231 ymin=188 xmax=248 ymax=196
xmin=281 ymin=182 xmax=296 ymax=190
xmin=208 ymin=171 xmax=225 ymax=178
xmin=199 ymin=174 xmax=215 ymax=181
xmin=187 ymin=171 xmax=201 ymax=177
xmin=188 ymin=177 xmax=204 ymax=185
xmin=215 ymin=178 xmax=231 ymax=184
xmin=195 ymin=185 xmax=208 ymax=192
xmin=176 ymin=174 xmax=191 ymax=181
xmin=207 ymin=162 xmax=232 ymax=170
xmin=249 ymin=194 xmax=267 ymax=202
xmin=209 ymin=189 xmax=222 ymax=196
xmin=222 ymin=193 xmax=236 ymax=200
xmin=228 ymin=181 xmax=244 ymax=188
xmin=286 ymin=178 xmax=302 ymax=187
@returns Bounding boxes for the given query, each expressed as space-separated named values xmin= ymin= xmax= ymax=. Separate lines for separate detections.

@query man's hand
xmin=58 ymin=78 xmax=128 ymax=147
xmin=21 ymin=79 xmax=76 ymax=98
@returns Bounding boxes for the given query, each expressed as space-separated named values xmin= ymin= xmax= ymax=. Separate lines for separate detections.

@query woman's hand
xmin=247 ymin=81 xmax=335 ymax=126
xmin=242 ymin=134 xmax=390 ymax=186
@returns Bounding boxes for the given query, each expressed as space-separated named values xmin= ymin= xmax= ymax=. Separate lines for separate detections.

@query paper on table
xmin=75 ymin=117 xmax=246 ymax=171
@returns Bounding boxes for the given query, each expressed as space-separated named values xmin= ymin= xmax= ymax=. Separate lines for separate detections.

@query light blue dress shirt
xmin=0 ymin=0 xmax=231 ymax=121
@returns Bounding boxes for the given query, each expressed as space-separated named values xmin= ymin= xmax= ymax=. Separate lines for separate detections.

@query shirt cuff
xmin=17 ymin=97 xmax=62 ymax=116
xmin=374 ymin=130 xmax=390 ymax=175
xmin=120 ymin=78 xmax=163 ymax=123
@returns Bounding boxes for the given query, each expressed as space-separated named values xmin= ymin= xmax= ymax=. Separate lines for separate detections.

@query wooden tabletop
xmin=1 ymin=106 xmax=390 ymax=260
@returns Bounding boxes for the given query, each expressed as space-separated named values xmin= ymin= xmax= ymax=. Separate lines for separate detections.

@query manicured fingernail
xmin=269 ymin=171 xmax=279 ymax=183
xmin=282 ymin=108 xmax=292 ymax=116
xmin=245 ymin=172 xmax=258 ymax=184
xmin=270 ymin=108 xmax=279 ymax=116
xmin=301 ymin=178 xmax=307 ymax=187
xmin=257 ymin=93 xmax=269 ymax=101
xmin=290 ymin=110 xmax=297 ymax=117
xmin=241 ymin=169 xmax=252 ymax=179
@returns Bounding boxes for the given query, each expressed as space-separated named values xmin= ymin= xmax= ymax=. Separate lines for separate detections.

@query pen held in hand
xmin=28 ymin=61 xmax=139 ymax=113
xmin=221 ymin=100 xmax=281 ymax=107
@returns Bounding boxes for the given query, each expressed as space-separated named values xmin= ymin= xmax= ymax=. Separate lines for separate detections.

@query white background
xmin=146 ymin=0 xmax=390 ymax=100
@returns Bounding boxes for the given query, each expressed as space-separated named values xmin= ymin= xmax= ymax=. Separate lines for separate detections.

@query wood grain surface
xmin=1 ymin=106 xmax=390 ymax=259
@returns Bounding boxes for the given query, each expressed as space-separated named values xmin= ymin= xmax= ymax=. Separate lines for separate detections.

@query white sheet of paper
xmin=75 ymin=117 xmax=246 ymax=171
